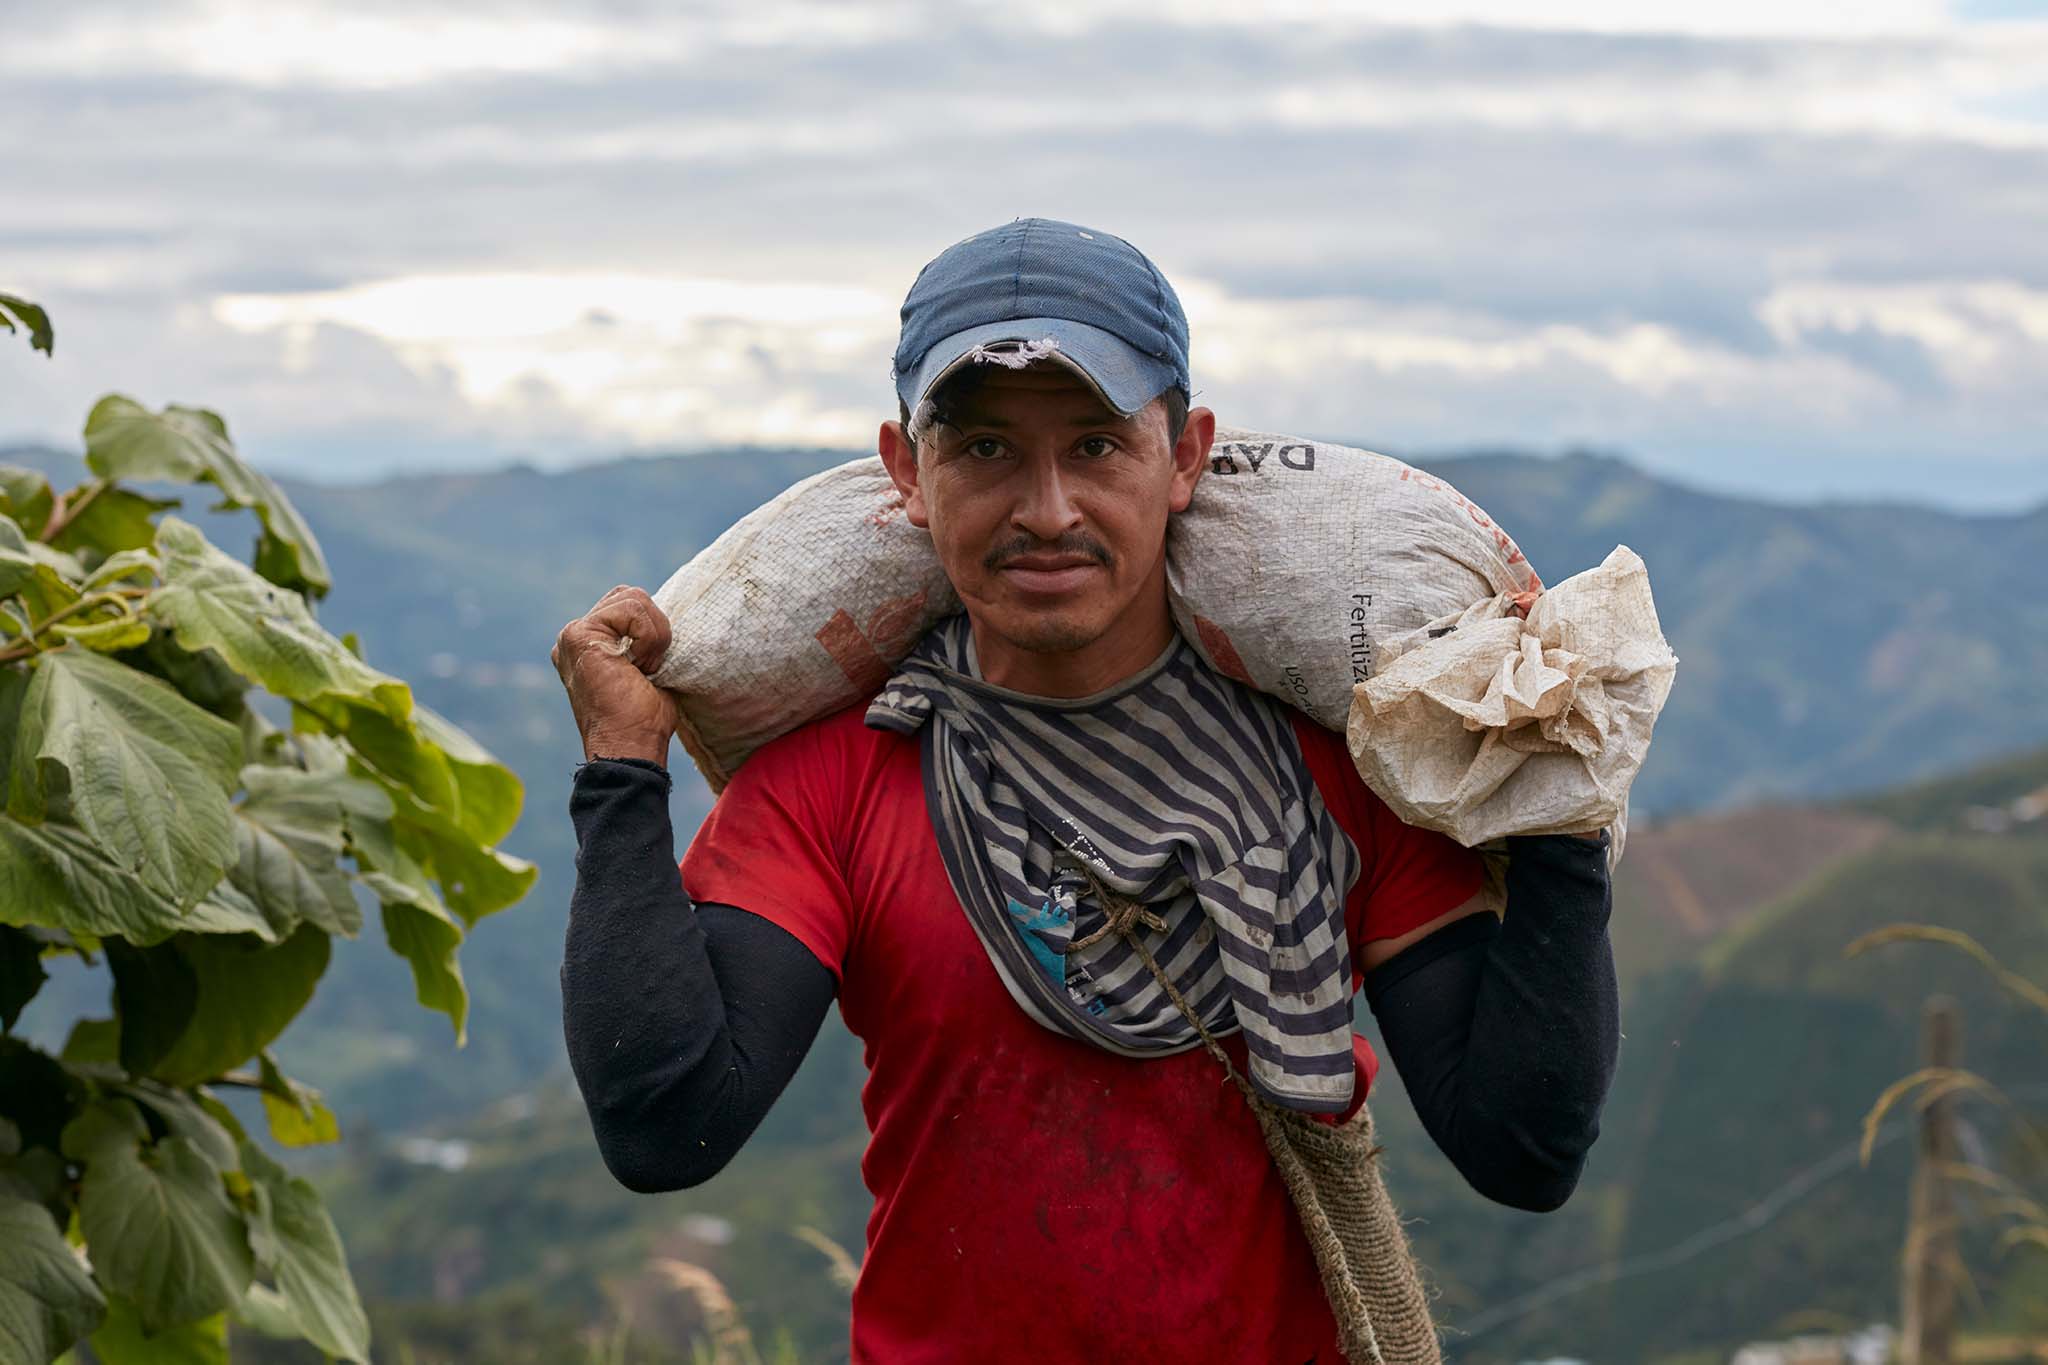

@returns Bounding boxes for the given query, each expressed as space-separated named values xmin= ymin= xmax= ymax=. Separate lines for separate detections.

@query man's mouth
xmin=997 ymin=556 xmax=1102 ymax=594
xmin=985 ymin=533 xmax=1112 ymax=595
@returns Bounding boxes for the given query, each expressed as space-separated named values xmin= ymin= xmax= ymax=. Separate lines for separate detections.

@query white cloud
xmin=208 ymin=273 xmax=899 ymax=453
xmin=186 ymin=265 xmax=2048 ymax=486
xmin=6 ymin=1 xmax=2047 ymax=507
xmin=11 ymin=0 xmax=1998 ymax=97
xmin=7 ymin=1 xmax=907 ymax=89
xmin=213 ymin=273 xmax=891 ymax=344
xmin=1101 ymin=0 xmax=1964 ymax=38
xmin=1759 ymin=279 xmax=2048 ymax=358
xmin=1180 ymin=280 xmax=1898 ymax=442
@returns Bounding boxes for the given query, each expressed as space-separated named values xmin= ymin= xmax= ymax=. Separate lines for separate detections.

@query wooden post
xmin=1901 ymin=995 xmax=1961 ymax=1365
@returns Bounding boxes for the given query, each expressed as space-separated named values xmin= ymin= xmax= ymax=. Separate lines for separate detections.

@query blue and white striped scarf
xmin=865 ymin=615 xmax=1363 ymax=1113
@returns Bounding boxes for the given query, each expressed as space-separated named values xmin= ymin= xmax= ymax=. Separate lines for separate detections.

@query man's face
xmin=878 ymin=362 xmax=1211 ymax=660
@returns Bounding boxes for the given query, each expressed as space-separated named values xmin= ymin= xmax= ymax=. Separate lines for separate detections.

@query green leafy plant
xmin=0 ymin=294 xmax=536 ymax=1363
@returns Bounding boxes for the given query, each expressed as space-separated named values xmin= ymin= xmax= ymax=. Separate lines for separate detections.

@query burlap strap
xmin=1071 ymin=868 xmax=1442 ymax=1365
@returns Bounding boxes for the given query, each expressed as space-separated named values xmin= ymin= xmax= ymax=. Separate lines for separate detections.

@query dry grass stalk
xmin=791 ymin=1225 xmax=860 ymax=1294
xmin=648 ymin=1258 xmax=761 ymax=1365
xmin=1845 ymin=924 xmax=2048 ymax=1016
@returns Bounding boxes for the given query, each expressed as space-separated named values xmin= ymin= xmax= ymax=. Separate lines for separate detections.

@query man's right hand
xmin=552 ymin=585 xmax=679 ymax=766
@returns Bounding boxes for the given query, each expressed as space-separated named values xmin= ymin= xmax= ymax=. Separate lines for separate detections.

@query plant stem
xmin=38 ymin=477 xmax=109 ymax=543
xmin=208 ymin=1071 xmax=265 ymax=1091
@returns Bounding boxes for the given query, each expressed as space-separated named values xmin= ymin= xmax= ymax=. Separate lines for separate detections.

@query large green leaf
xmin=411 ymin=702 xmax=525 ymax=845
xmin=228 ymin=764 xmax=386 ymax=938
xmin=113 ymin=1081 xmax=240 ymax=1175
xmin=9 ymin=647 xmax=240 ymax=908
xmin=62 ymin=1098 xmax=253 ymax=1332
xmin=360 ymin=870 xmax=469 ymax=1043
xmin=116 ymin=630 xmax=250 ymax=724
xmin=80 ymin=547 xmax=161 ymax=592
xmin=0 ymin=816 xmax=195 ymax=946
xmin=0 ymin=924 xmax=45 ymax=1032
xmin=237 ymin=1142 xmax=369 ymax=1362
xmin=178 ymin=879 xmax=284 ymax=943
xmin=62 ymin=1017 xmax=121 ymax=1068
xmin=238 ymin=706 xmax=290 ymax=769
xmin=224 ymin=807 xmax=357 ymax=939
xmin=87 ymin=1296 xmax=227 ymax=1365
xmin=0 ymin=294 xmax=53 ymax=356
xmin=189 ymin=1092 xmax=250 ymax=1147
xmin=389 ymin=786 xmax=536 ymax=929
xmin=0 ymin=668 xmax=21 ymax=811
xmin=106 ymin=938 xmax=198 ymax=1077
xmin=295 ymin=705 xmax=533 ymax=925
xmin=82 ymin=397 xmax=329 ymax=599
xmin=0 ymin=1038 xmax=81 ymax=1156
xmin=0 ymin=467 xmax=54 ymax=538
xmin=0 ymin=1122 xmax=70 ymax=1231
xmin=53 ymin=486 xmax=182 ymax=560
xmin=231 ymin=1282 xmax=298 ymax=1344
xmin=0 ymin=1179 xmax=106 ymax=1362
xmin=146 ymin=926 xmax=330 ymax=1088
xmin=291 ymin=733 xmax=396 ymax=846
xmin=148 ymin=518 xmax=404 ymax=718
xmin=293 ymin=696 xmax=452 ymax=813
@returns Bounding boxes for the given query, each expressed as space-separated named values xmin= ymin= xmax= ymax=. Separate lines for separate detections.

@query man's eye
xmin=1078 ymin=437 xmax=1118 ymax=458
xmin=965 ymin=438 xmax=1007 ymax=460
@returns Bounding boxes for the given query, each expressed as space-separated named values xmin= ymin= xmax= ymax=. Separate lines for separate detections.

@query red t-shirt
xmin=681 ymin=701 xmax=1483 ymax=1364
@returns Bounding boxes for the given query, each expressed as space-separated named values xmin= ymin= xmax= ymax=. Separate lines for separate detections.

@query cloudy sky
xmin=5 ymin=0 xmax=2046 ymax=509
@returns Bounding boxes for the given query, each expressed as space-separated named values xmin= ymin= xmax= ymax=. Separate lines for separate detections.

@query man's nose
xmin=1011 ymin=452 xmax=1083 ymax=540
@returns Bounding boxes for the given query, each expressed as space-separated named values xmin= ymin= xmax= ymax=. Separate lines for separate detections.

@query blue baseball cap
xmin=892 ymin=218 xmax=1191 ymax=426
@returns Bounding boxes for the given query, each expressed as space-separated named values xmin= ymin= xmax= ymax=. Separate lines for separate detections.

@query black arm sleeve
xmin=561 ymin=756 xmax=837 ymax=1193
xmin=1362 ymin=832 xmax=1620 ymax=1213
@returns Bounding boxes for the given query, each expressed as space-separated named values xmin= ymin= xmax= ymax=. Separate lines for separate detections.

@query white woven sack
xmin=647 ymin=459 xmax=958 ymax=787
xmin=1164 ymin=426 xmax=1542 ymax=735
xmin=648 ymin=427 xmax=1671 ymax=860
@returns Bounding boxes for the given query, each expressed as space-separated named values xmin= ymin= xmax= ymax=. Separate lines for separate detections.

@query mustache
xmin=984 ymin=532 xmax=1113 ymax=572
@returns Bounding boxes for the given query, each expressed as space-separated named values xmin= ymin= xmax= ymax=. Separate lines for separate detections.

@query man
xmin=554 ymin=218 xmax=1619 ymax=1363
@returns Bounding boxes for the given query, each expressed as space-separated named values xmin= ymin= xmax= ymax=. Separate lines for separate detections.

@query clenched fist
xmin=552 ymin=585 xmax=679 ymax=766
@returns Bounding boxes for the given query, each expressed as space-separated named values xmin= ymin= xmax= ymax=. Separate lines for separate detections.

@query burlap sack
xmin=647 ymin=427 xmax=1674 ymax=853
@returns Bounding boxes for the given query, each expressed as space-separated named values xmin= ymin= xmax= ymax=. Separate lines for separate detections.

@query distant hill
xmin=1607 ymin=804 xmax=1894 ymax=982
xmin=1380 ymin=746 xmax=2048 ymax=1361
xmin=1432 ymin=449 xmax=2048 ymax=813
xmin=1853 ymin=743 xmax=2048 ymax=833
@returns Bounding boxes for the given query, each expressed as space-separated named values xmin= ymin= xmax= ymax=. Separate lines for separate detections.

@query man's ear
xmin=877 ymin=419 xmax=930 ymax=528
xmin=1167 ymin=406 xmax=1216 ymax=515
